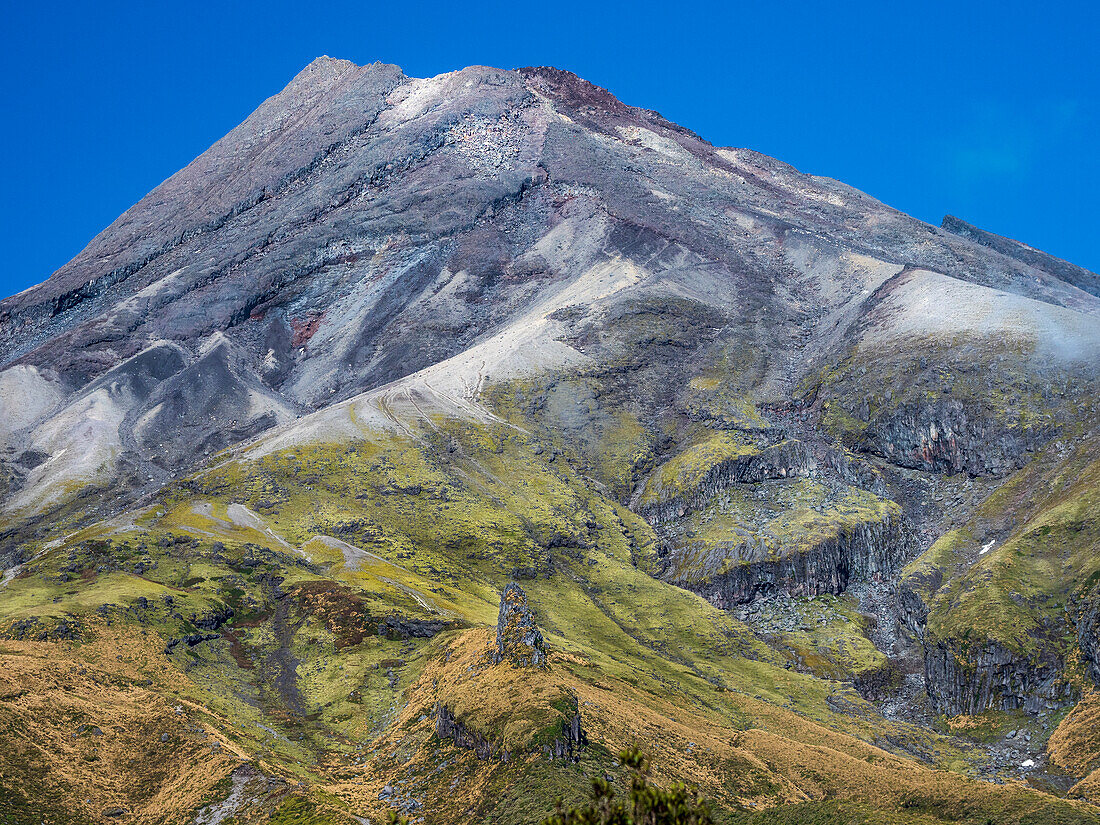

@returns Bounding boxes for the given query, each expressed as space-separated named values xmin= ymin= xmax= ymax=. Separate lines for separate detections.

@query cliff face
xmin=898 ymin=437 xmax=1100 ymax=719
xmin=682 ymin=509 xmax=909 ymax=607
xmin=901 ymin=553 xmax=1071 ymax=718
xmin=903 ymin=568 xmax=1088 ymax=718
xmin=435 ymin=702 xmax=586 ymax=762
xmin=645 ymin=427 xmax=913 ymax=610
xmin=923 ymin=639 xmax=1073 ymax=716
xmin=435 ymin=702 xmax=507 ymax=761
xmin=637 ymin=438 xmax=817 ymax=523
xmin=1075 ymin=589 xmax=1100 ymax=689
xmin=867 ymin=398 xmax=1050 ymax=477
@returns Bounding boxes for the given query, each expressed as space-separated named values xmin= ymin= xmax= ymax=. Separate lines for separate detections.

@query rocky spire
xmin=491 ymin=582 xmax=547 ymax=668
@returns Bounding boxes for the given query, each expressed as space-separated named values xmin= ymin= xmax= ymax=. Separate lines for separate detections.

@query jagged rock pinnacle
xmin=492 ymin=582 xmax=547 ymax=668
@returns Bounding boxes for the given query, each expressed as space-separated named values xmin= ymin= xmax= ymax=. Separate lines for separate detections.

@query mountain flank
xmin=1 ymin=57 xmax=1099 ymax=824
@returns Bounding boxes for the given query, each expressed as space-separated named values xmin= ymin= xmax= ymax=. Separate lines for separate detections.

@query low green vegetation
xmin=762 ymin=594 xmax=889 ymax=681
xmin=637 ymin=432 xmax=760 ymax=508
xmin=543 ymin=748 xmax=713 ymax=825
xmin=2 ymin=406 xmax=1095 ymax=823
xmin=905 ymin=434 xmax=1100 ymax=658
xmin=665 ymin=478 xmax=899 ymax=582
xmin=807 ymin=334 xmax=1090 ymax=451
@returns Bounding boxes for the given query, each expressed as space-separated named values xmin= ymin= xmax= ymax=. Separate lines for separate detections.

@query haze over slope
xmin=1 ymin=58 xmax=1099 ymax=824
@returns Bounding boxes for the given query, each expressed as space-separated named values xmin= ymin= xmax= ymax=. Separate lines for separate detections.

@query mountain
xmin=1 ymin=57 xmax=1099 ymax=825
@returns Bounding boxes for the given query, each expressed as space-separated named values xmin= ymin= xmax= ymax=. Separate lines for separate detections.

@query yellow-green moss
xmin=914 ymin=436 xmax=1100 ymax=656
xmin=667 ymin=479 xmax=900 ymax=581
xmin=638 ymin=431 xmax=760 ymax=507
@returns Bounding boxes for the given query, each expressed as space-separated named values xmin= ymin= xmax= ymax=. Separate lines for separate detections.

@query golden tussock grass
xmin=0 ymin=619 xmax=245 ymax=823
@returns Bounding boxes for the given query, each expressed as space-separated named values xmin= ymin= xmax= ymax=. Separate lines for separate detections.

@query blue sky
xmin=2 ymin=0 xmax=1098 ymax=299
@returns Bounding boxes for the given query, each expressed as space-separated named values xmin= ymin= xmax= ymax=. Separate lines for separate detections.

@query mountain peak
xmin=2 ymin=60 xmax=1100 ymax=823
xmin=300 ymin=54 xmax=358 ymax=74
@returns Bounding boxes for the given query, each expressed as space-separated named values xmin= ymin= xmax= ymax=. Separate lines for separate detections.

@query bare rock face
xmin=435 ymin=702 xmax=507 ymax=761
xmin=434 ymin=701 xmax=585 ymax=762
xmin=1074 ymin=586 xmax=1100 ymax=689
xmin=923 ymin=639 xmax=1073 ymax=715
xmin=684 ymin=510 xmax=909 ymax=607
xmin=866 ymin=399 xmax=1049 ymax=477
xmin=942 ymin=215 xmax=1100 ymax=298
xmin=491 ymin=582 xmax=547 ymax=668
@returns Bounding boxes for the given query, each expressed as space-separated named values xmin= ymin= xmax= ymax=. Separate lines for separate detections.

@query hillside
xmin=1 ymin=57 xmax=1099 ymax=824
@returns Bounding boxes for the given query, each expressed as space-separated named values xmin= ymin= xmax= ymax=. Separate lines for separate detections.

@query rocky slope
xmin=1 ymin=57 xmax=1099 ymax=823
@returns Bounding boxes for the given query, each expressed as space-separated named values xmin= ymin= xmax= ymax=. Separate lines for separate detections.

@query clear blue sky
xmin=2 ymin=0 xmax=1098 ymax=300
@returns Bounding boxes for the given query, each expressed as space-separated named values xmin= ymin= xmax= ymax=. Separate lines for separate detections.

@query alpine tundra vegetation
xmin=1 ymin=58 xmax=1099 ymax=824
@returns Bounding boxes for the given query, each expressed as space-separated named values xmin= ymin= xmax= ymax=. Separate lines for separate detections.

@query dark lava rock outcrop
xmin=866 ymin=399 xmax=1049 ymax=477
xmin=923 ymin=639 xmax=1073 ymax=715
xmin=435 ymin=702 xmax=508 ymax=761
xmin=491 ymin=582 xmax=547 ymax=668
xmin=677 ymin=508 xmax=909 ymax=607
xmin=434 ymin=701 xmax=586 ymax=762
xmin=1074 ymin=588 xmax=1100 ymax=689
xmin=943 ymin=215 xmax=1100 ymax=299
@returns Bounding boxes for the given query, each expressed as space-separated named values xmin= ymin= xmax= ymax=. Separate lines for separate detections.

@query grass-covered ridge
xmin=0 ymin=412 xmax=1096 ymax=822
xmin=663 ymin=478 xmax=901 ymax=583
xmin=904 ymin=433 xmax=1100 ymax=658
xmin=637 ymin=431 xmax=761 ymax=508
